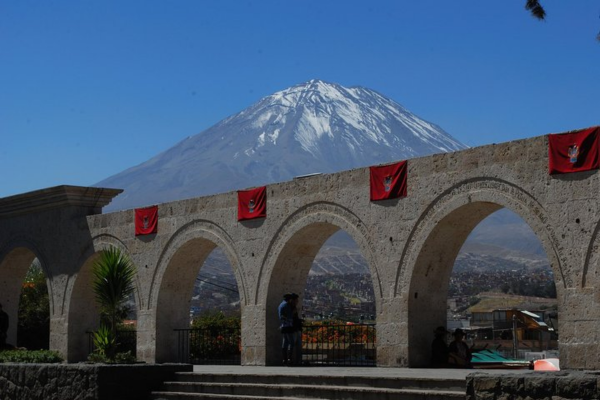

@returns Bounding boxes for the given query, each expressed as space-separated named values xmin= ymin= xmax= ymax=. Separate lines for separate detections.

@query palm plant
xmin=91 ymin=247 xmax=136 ymax=360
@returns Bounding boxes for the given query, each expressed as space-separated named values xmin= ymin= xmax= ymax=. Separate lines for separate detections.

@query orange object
xmin=533 ymin=358 xmax=560 ymax=371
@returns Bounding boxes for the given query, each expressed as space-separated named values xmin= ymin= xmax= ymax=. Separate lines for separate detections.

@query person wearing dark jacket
xmin=278 ymin=293 xmax=294 ymax=365
xmin=290 ymin=293 xmax=303 ymax=365
xmin=0 ymin=302 xmax=9 ymax=349
xmin=448 ymin=328 xmax=472 ymax=368
xmin=431 ymin=326 xmax=449 ymax=367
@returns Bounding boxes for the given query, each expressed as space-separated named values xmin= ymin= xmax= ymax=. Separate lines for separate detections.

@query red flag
xmin=548 ymin=126 xmax=600 ymax=175
xmin=238 ymin=186 xmax=266 ymax=221
xmin=370 ymin=160 xmax=407 ymax=201
xmin=135 ymin=206 xmax=158 ymax=236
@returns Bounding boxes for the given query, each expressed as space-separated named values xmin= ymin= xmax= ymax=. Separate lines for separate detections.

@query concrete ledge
xmin=467 ymin=371 xmax=600 ymax=400
xmin=0 ymin=185 xmax=123 ymax=217
xmin=0 ymin=363 xmax=192 ymax=400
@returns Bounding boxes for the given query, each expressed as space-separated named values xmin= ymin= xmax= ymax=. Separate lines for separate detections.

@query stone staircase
xmin=149 ymin=371 xmax=466 ymax=400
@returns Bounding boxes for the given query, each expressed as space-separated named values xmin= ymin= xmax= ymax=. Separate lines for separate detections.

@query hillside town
xmin=191 ymin=248 xmax=558 ymax=327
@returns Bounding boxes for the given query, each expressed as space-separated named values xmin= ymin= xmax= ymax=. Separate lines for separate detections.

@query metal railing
xmin=174 ymin=324 xmax=376 ymax=366
xmin=87 ymin=329 xmax=137 ymax=357
xmin=300 ymin=323 xmax=376 ymax=366
xmin=175 ymin=327 xmax=241 ymax=365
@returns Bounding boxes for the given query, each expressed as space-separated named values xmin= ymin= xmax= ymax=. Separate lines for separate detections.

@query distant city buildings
xmin=189 ymin=251 xmax=556 ymax=326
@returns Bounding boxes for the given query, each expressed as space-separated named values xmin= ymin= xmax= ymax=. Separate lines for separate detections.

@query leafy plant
xmin=90 ymin=247 xmax=136 ymax=362
xmin=190 ymin=312 xmax=241 ymax=361
xmin=191 ymin=311 xmax=240 ymax=330
xmin=114 ymin=350 xmax=136 ymax=364
xmin=87 ymin=350 xmax=136 ymax=364
xmin=302 ymin=320 xmax=376 ymax=345
xmin=92 ymin=325 xmax=115 ymax=358
xmin=0 ymin=349 xmax=63 ymax=363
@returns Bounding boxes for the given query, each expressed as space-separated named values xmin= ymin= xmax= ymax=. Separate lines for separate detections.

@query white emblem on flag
xmin=249 ymin=199 xmax=255 ymax=213
xmin=568 ymin=144 xmax=579 ymax=164
xmin=384 ymin=176 xmax=392 ymax=192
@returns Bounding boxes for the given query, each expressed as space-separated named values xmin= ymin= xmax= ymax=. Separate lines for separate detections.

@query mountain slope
xmin=97 ymin=79 xmax=466 ymax=211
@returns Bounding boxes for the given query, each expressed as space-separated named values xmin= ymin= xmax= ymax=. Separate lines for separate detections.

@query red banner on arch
xmin=238 ymin=186 xmax=266 ymax=221
xmin=548 ymin=126 xmax=600 ymax=175
xmin=369 ymin=160 xmax=407 ymax=201
xmin=135 ymin=205 xmax=158 ymax=236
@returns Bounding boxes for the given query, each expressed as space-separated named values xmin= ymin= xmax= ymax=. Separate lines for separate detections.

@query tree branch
xmin=525 ymin=0 xmax=546 ymax=20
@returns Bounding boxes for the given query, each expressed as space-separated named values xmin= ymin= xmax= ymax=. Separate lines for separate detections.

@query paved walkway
xmin=191 ymin=365 xmax=535 ymax=379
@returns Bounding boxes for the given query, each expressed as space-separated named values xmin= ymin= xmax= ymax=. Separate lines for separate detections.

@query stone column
xmin=376 ymin=296 xmax=407 ymax=367
xmin=136 ymin=309 xmax=157 ymax=363
xmin=49 ymin=315 xmax=69 ymax=360
xmin=559 ymin=287 xmax=600 ymax=369
xmin=241 ymin=305 xmax=267 ymax=365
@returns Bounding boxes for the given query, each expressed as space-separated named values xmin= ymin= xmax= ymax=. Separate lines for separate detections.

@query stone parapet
xmin=0 ymin=363 xmax=192 ymax=400
xmin=467 ymin=371 xmax=600 ymax=400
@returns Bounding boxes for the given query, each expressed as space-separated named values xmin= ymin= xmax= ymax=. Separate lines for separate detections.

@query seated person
xmin=448 ymin=328 xmax=472 ymax=368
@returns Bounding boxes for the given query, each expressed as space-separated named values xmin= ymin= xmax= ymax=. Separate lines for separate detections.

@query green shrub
xmin=191 ymin=311 xmax=240 ymax=330
xmin=87 ymin=350 xmax=136 ymax=364
xmin=114 ymin=351 xmax=137 ymax=364
xmin=0 ymin=349 xmax=63 ymax=363
xmin=92 ymin=325 xmax=116 ymax=358
xmin=190 ymin=312 xmax=241 ymax=360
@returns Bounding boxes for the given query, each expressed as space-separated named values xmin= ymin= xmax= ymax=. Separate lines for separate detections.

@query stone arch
xmin=257 ymin=202 xmax=380 ymax=365
xmin=397 ymin=178 xmax=564 ymax=367
xmin=582 ymin=218 xmax=600 ymax=288
xmin=0 ymin=237 xmax=52 ymax=347
xmin=149 ymin=220 xmax=245 ymax=362
xmin=64 ymin=234 xmax=132 ymax=362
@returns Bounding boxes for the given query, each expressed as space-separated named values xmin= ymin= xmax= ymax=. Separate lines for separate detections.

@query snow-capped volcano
xmin=97 ymin=79 xmax=467 ymax=210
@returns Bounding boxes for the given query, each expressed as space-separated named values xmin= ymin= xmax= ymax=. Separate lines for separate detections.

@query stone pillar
xmin=136 ymin=309 xmax=156 ymax=363
xmin=241 ymin=305 xmax=266 ymax=365
xmin=49 ymin=315 xmax=69 ymax=360
xmin=559 ymin=287 xmax=600 ymax=369
xmin=376 ymin=296 xmax=407 ymax=367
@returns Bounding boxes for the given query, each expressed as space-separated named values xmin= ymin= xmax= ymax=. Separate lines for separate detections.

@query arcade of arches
xmin=1 ymin=135 xmax=600 ymax=369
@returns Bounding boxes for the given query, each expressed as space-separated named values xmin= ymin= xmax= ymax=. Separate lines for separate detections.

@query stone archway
xmin=148 ymin=220 xmax=245 ymax=363
xmin=63 ymin=234 xmax=133 ymax=362
xmin=0 ymin=239 xmax=50 ymax=348
xmin=582 ymin=218 xmax=600 ymax=289
xmin=397 ymin=178 xmax=564 ymax=367
xmin=257 ymin=202 xmax=380 ymax=365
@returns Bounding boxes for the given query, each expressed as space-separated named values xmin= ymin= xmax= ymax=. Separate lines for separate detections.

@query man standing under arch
xmin=278 ymin=293 xmax=294 ymax=365
xmin=0 ymin=302 xmax=9 ymax=349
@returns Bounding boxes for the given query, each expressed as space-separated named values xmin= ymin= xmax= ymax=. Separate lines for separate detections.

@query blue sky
xmin=1 ymin=1 xmax=599 ymax=198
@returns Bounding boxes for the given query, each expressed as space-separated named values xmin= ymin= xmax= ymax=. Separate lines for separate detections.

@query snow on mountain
xmin=96 ymin=79 xmax=467 ymax=211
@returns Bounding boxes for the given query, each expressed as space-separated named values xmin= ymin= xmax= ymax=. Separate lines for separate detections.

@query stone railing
xmin=467 ymin=371 xmax=600 ymax=400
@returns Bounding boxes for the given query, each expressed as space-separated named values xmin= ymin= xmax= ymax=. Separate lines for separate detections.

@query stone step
xmin=155 ymin=381 xmax=465 ymax=400
xmin=170 ymin=372 xmax=466 ymax=392
xmin=150 ymin=393 xmax=311 ymax=400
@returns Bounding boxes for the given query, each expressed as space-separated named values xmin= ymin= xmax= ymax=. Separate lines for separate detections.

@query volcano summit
xmin=97 ymin=79 xmax=466 ymax=210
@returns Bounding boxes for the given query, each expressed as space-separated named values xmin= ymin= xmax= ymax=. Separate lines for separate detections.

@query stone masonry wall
xmin=3 ymin=131 xmax=600 ymax=367
xmin=467 ymin=371 xmax=600 ymax=400
xmin=0 ymin=363 xmax=192 ymax=400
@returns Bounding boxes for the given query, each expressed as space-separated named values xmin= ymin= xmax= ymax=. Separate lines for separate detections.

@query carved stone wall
xmin=1 ymin=134 xmax=599 ymax=368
